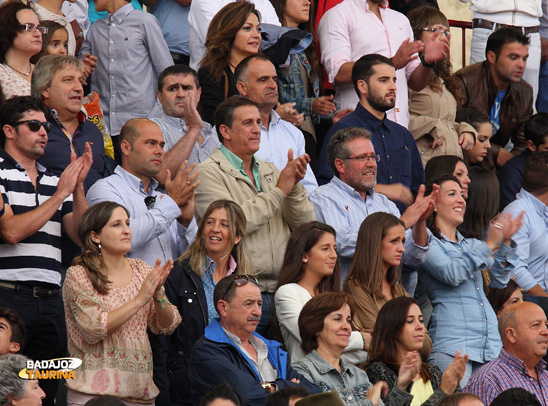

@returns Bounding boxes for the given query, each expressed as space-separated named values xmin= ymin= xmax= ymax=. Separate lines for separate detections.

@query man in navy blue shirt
xmin=316 ymin=54 xmax=424 ymax=214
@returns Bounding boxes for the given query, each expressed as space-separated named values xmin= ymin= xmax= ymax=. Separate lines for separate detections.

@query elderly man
xmin=310 ymin=127 xmax=433 ymax=281
xmin=464 ymin=302 xmax=548 ymax=405
xmin=235 ymin=55 xmax=318 ymax=194
xmin=195 ymin=95 xmax=315 ymax=337
xmin=150 ymin=64 xmax=220 ymax=184
xmin=0 ymin=96 xmax=91 ymax=406
xmin=189 ymin=274 xmax=320 ymax=406
xmin=31 ymin=54 xmax=105 ymax=192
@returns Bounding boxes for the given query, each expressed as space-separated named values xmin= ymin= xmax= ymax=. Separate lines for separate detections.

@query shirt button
xmin=347 ymin=396 xmax=352 ymax=401
xmin=480 ymin=303 xmax=484 ymax=306
xmin=111 ymin=59 xmax=114 ymax=62
xmin=387 ymin=155 xmax=390 ymax=158
xmin=188 ymin=298 xmax=193 ymax=303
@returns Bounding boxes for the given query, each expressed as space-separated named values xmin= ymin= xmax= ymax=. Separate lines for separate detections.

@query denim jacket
xmin=292 ymin=350 xmax=413 ymax=406
xmin=278 ymin=51 xmax=321 ymax=124
xmin=418 ymin=232 xmax=518 ymax=363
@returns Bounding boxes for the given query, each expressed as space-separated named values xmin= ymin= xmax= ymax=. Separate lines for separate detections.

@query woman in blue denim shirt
xmin=292 ymin=292 xmax=419 ymax=406
xmin=419 ymin=174 xmax=524 ymax=387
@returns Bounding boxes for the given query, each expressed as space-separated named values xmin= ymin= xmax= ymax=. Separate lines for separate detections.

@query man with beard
xmin=310 ymin=126 xmax=434 ymax=280
xmin=316 ymin=54 xmax=425 ymax=214
xmin=454 ymin=29 xmax=533 ymax=169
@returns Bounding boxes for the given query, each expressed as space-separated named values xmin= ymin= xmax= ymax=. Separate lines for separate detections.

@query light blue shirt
xmin=502 ymin=189 xmax=548 ymax=291
xmin=150 ymin=106 xmax=220 ymax=166
xmin=309 ymin=176 xmax=430 ymax=280
xmin=256 ymin=110 xmax=318 ymax=195
xmin=149 ymin=0 xmax=190 ymax=55
xmin=86 ymin=166 xmax=196 ymax=266
xmin=418 ymin=232 xmax=518 ymax=363
xmin=80 ymin=3 xmax=173 ymax=135
xmin=201 ymin=255 xmax=237 ymax=324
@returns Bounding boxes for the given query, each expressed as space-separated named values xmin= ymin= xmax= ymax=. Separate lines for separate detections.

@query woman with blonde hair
xmin=164 ymin=199 xmax=253 ymax=405
xmin=63 ymin=201 xmax=181 ymax=405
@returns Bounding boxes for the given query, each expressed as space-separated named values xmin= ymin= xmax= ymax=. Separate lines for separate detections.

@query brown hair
xmin=200 ymin=1 xmax=261 ymax=83
xmin=0 ymin=2 xmax=35 ymax=63
xmin=276 ymin=221 xmax=340 ymax=294
xmin=298 ymin=292 xmax=354 ymax=354
xmin=72 ymin=202 xmax=130 ymax=295
xmin=486 ymin=279 xmax=521 ymax=316
xmin=366 ymin=296 xmax=431 ymax=382
xmin=343 ymin=212 xmax=405 ymax=300
xmin=179 ymin=199 xmax=252 ymax=277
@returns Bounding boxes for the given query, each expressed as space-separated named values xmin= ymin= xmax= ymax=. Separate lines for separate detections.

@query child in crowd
xmin=31 ymin=21 xmax=69 ymax=64
xmin=0 ymin=307 xmax=26 ymax=355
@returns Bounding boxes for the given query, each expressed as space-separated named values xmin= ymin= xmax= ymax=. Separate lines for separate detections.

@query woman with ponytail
xmin=62 ymin=201 xmax=181 ymax=406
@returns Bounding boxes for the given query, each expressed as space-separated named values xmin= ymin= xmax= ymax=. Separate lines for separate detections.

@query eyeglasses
xmin=11 ymin=120 xmax=51 ymax=133
xmin=220 ymin=275 xmax=259 ymax=302
xmin=23 ymin=23 xmax=48 ymax=34
xmin=144 ymin=196 xmax=156 ymax=210
xmin=344 ymin=154 xmax=380 ymax=163
xmin=422 ymin=27 xmax=451 ymax=37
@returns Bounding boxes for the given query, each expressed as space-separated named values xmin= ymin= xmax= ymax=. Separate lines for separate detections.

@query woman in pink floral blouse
xmin=62 ymin=201 xmax=181 ymax=406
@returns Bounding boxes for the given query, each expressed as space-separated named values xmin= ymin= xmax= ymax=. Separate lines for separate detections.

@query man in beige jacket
xmin=195 ymin=95 xmax=315 ymax=338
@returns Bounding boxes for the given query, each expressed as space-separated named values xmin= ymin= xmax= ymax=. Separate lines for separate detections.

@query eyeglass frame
xmin=422 ymin=27 xmax=451 ymax=37
xmin=343 ymin=154 xmax=381 ymax=163
xmin=23 ymin=23 xmax=48 ymax=35
xmin=11 ymin=120 xmax=52 ymax=133
xmin=220 ymin=275 xmax=260 ymax=303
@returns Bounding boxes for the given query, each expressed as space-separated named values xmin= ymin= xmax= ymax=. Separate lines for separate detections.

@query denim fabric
xmin=278 ymin=51 xmax=321 ymax=123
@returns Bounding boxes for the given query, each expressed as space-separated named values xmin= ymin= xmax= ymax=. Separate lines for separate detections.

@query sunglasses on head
xmin=220 ymin=275 xmax=259 ymax=301
xmin=12 ymin=120 xmax=52 ymax=133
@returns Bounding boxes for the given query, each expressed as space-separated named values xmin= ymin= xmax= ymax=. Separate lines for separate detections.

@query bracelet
xmin=154 ymin=294 xmax=172 ymax=309
xmin=420 ymin=54 xmax=435 ymax=68
xmin=361 ymin=332 xmax=367 ymax=350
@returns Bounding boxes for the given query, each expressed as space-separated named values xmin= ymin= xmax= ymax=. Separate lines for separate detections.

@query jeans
xmin=428 ymin=351 xmax=484 ymax=387
xmin=470 ymin=28 xmax=541 ymax=106
xmin=257 ymin=292 xmax=274 ymax=340
xmin=538 ymin=61 xmax=548 ymax=112
xmin=0 ymin=286 xmax=67 ymax=406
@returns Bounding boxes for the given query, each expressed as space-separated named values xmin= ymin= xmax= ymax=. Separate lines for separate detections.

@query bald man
xmin=464 ymin=302 xmax=548 ymax=406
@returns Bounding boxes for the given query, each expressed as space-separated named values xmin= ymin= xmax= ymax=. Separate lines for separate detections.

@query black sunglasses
xmin=12 ymin=120 xmax=52 ymax=133
xmin=221 ymin=275 xmax=259 ymax=301
xmin=144 ymin=196 xmax=156 ymax=210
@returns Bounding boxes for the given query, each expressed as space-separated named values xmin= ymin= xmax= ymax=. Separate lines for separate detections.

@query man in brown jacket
xmin=454 ymin=28 xmax=533 ymax=169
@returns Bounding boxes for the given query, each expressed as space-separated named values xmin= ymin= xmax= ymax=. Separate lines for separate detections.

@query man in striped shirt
xmin=0 ymin=96 xmax=92 ymax=406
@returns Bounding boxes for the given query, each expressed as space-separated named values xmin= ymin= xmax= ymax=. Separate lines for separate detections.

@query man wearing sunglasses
xmin=190 ymin=274 xmax=320 ymax=406
xmin=0 ymin=96 xmax=92 ymax=405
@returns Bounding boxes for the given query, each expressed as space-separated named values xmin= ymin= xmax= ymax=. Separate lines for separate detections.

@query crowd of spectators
xmin=1 ymin=0 xmax=548 ymax=406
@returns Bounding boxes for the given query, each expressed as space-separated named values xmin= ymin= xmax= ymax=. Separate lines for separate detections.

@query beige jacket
xmin=195 ymin=148 xmax=315 ymax=292
xmin=408 ymin=81 xmax=476 ymax=167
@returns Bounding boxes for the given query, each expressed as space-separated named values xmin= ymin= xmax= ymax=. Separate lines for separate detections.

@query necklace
xmin=5 ymin=62 xmax=32 ymax=76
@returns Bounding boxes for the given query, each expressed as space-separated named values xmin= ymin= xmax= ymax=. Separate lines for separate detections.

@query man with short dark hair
xmin=195 ymin=96 xmax=315 ymax=337
xmin=498 ymin=113 xmax=548 ymax=210
xmin=151 ymin=64 xmax=220 ymax=184
xmin=464 ymin=302 xmax=548 ymax=406
xmin=0 ymin=96 xmax=92 ymax=406
xmin=235 ymin=55 xmax=318 ymax=194
xmin=502 ymin=151 xmax=548 ymax=297
xmin=189 ymin=274 xmax=320 ymax=406
xmin=454 ymin=28 xmax=534 ymax=168
xmin=316 ymin=54 xmax=425 ymax=214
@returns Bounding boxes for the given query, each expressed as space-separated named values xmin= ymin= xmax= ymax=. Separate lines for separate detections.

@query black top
xmin=198 ymin=65 xmax=239 ymax=125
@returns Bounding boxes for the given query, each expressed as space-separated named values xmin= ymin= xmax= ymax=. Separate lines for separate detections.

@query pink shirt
xmin=317 ymin=0 xmax=419 ymax=127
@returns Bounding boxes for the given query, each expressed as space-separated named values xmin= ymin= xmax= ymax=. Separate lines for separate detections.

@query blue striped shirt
xmin=309 ymin=176 xmax=429 ymax=279
xmin=0 ymin=150 xmax=73 ymax=286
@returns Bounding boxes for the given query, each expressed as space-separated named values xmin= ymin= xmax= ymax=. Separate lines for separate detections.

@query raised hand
xmin=276 ymin=102 xmax=305 ymax=126
xmin=181 ymin=90 xmax=203 ymax=129
xmin=423 ymin=29 xmax=450 ymax=65
xmin=366 ymin=381 xmax=389 ymax=406
xmin=393 ymin=38 xmax=424 ymax=69
xmin=487 ymin=211 xmax=525 ymax=250
xmin=440 ymin=351 xmax=468 ymax=394
xmin=458 ymin=131 xmax=475 ymax=151
xmin=276 ymin=149 xmax=311 ymax=195
xmin=397 ymin=351 xmax=421 ymax=390
xmin=312 ymin=95 xmax=336 ymax=116
xmin=165 ymin=161 xmax=200 ymax=207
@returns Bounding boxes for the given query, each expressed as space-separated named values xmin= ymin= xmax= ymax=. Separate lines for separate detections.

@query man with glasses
xmin=316 ymin=54 xmax=426 ymax=215
xmin=195 ymin=96 xmax=315 ymax=339
xmin=310 ymin=126 xmax=434 ymax=285
xmin=190 ymin=274 xmax=320 ymax=406
xmin=0 ymin=96 xmax=92 ymax=406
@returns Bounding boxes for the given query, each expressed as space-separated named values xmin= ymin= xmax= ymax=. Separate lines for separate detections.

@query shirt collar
xmin=220 ymin=145 xmax=259 ymax=173
xmin=362 ymin=0 xmax=389 ymax=13
xmin=0 ymin=150 xmax=47 ymax=173
xmin=268 ymin=109 xmax=281 ymax=126
xmin=330 ymin=174 xmax=375 ymax=199
xmin=355 ymin=103 xmax=389 ymax=130
xmin=306 ymin=350 xmax=354 ymax=376
xmin=114 ymin=165 xmax=158 ymax=195
xmin=50 ymin=109 xmax=86 ymax=126
xmin=203 ymin=255 xmax=237 ymax=276
xmin=519 ymin=189 xmax=548 ymax=220
xmin=500 ymin=348 xmax=548 ymax=375
xmin=108 ymin=2 xmax=133 ymax=24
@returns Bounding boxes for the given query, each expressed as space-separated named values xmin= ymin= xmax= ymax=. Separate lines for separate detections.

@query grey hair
xmin=31 ymin=54 xmax=82 ymax=100
xmin=0 ymin=354 xmax=31 ymax=406
xmin=326 ymin=127 xmax=372 ymax=178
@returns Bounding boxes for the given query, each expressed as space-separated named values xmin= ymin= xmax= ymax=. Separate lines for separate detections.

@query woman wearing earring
xmin=275 ymin=221 xmax=368 ymax=364
xmin=164 ymin=199 xmax=253 ymax=405
xmin=63 ymin=201 xmax=181 ymax=406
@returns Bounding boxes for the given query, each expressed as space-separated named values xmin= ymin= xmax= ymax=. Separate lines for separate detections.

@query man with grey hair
xmin=31 ymin=54 xmax=105 ymax=192
xmin=309 ymin=126 xmax=434 ymax=281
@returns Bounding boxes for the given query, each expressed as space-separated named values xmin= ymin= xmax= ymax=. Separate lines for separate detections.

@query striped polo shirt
xmin=0 ymin=150 xmax=73 ymax=286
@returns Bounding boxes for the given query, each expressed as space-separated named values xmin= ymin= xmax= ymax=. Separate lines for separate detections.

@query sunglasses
xmin=12 ymin=120 xmax=52 ymax=133
xmin=220 ymin=275 xmax=259 ymax=301
xmin=144 ymin=195 xmax=156 ymax=210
